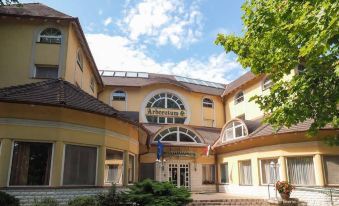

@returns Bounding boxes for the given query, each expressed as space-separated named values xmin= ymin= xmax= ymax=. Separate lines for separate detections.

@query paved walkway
xmin=191 ymin=192 xmax=266 ymax=200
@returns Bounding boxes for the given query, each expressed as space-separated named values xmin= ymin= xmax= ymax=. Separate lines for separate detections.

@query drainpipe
xmin=215 ymin=153 xmax=219 ymax=192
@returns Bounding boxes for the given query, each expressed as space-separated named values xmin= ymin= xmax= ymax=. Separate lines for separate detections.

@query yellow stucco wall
xmin=217 ymin=141 xmax=339 ymax=187
xmin=0 ymin=102 xmax=142 ymax=187
xmin=99 ymin=84 xmax=225 ymax=128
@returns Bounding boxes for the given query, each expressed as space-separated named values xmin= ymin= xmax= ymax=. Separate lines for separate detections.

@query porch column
xmin=0 ymin=138 xmax=12 ymax=187
xmin=251 ymin=157 xmax=260 ymax=186
xmin=97 ymin=145 xmax=106 ymax=186
xmin=51 ymin=141 xmax=64 ymax=186
xmin=314 ymin=154 xmax=325 ymax=186
xmin=278 ymin=156 xmax=287 ymax=181
xmin=123 ymin=150 xmax=129 ymax=186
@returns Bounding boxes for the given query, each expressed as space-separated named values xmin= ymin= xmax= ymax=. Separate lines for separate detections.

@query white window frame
xmin=259 ymin=158 xmax=280 ymax=185
xmin=154 ymin=126 xmax=202 ymax=144
xmin=38 ymin=28 xmax=62 ymax=44
xmin=202 ymin=98 xmax=214 ymax=108
xmin=234 ymin=91 xmax=244 ymax=105
xmin=262 ymin=77 xmax=273 ymax=91
xmin=112 ymin=90 xmax=127 ymax=101
xmin=222 ymin=120 xmax=248 ymax=142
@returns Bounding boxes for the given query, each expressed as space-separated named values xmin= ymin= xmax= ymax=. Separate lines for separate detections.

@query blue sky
xmin=23 ymin=0 xmax=246 ymax=83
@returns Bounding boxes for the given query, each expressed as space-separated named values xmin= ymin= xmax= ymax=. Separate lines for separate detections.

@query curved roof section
xmin=100 ymin=71 xmax=226 ymax=96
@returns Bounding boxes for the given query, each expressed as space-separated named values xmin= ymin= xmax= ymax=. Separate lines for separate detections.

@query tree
xmin=216 ymin=0 xmax=339 ymax=145
xmin=0 ymin=0 xmax=20 ymax=6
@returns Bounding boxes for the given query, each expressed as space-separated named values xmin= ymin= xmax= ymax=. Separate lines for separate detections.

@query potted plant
xmin=275 ymin=181 xmax=295 ymax=200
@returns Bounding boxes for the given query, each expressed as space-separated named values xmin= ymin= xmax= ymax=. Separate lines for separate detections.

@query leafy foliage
xmin=216 ymin=0 xmax=339 ymax=144
xmin=96 ymin=184 xmax=128 ymax=206
xmin=124 ymin=179 xmax=192 ymax=206
xmin=68 ymin=196 xmax=97 ymax=206
xmin=0 ymin=0 xmax=20 ymax=6
xmin=0 ymin=191 xmax=20 ymax=206
xmin=32 ymin=197 xmax=58 ymax=206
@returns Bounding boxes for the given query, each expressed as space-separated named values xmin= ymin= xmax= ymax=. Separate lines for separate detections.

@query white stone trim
xmin=139 ymin=89 xmax=191 ymax=124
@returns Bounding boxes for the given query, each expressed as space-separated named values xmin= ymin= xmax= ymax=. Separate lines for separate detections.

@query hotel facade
xmin=0 ymin=3 xmax=338 ymax=206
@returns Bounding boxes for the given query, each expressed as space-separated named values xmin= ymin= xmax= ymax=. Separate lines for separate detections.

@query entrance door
xmin=169 ymin=163 xmax=189 ymax=188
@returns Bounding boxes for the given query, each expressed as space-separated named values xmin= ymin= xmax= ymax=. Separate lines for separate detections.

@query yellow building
xmin=0 ymin=3 xmax=338 ymax=206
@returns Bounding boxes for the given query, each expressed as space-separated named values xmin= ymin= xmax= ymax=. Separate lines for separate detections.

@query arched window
xmin=39 ymin=28 xmax=62 ymax=44
xmin=154 ymin=126 xmax=202 ymax=143
xmin=77 ymin=49 xmax=83 ymax=70
xmin=222 ymin=120 xmax=248 ymax=142
xmin=112 ymin=90 xmax=126 ymax=101
xmin=262 ymin=77 xmax=273 ymax=91
xmin=145 ymin=92 xmax=186 ymax=124
xmin=234 ymin=91 xmax=244 ymax=104
xmin=203 ymin=98 xmax=214 ymax=108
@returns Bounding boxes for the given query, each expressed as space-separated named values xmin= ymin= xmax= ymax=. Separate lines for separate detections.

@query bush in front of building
xmin=68 ymin=196 xmax=97 ymax=206
xmin=0 ymin=191 xmax=20 ymax=206
xmin=32 ymin=197 xmax=59 ymax=206
xmin=125 ymin=179 xmax=193 ymax=206
xmin=96 ymin=184 xmax=129 ymax=206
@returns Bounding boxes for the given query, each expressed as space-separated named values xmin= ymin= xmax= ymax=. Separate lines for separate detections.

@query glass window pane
xmin=10 ymin=142 xmax=52 ymax=186
xmin=287 ymin=156 xmax=315 ymax=185
xmin=179 ymin=133 xmax=194 ymax=142
xmin=114 ymin=72 xmax=126 ymax=77
xmin=324 ymin=155 xmax=339 ymax=185
xmin=162 ymin=133 xmax=177 ymax=141
xmin=63 ymin=145 xmax=97 ymax=185
xmin=102 ymin=71 xmax=114 ymax=76
xmin=226 ymin=128 xmax=234 ymax=140
xmin=128 ymin=154 xmax=135 ymax=183
xmin=235 ymin=126 xmax=243 ymax=138
xmin=126 ymin=72 xmax=138 ymax=77
xmin=239 ymin=160 xmax=252 ymax=185
xmin=261 ymin=159 xmax=279 ymax=185
xmin=35 ymin=65 xmax=58 ymax=79
xmin=137 ymin=73 xmax=149 ymax=78
xmin=105 ymin=149 xmax=123 ymax=184
xmin=220 ymin=163 xmax=229 ymax=184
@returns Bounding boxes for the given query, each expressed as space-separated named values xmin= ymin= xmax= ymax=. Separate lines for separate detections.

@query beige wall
xmin=100 ymin=84 xmax=225 ymax=128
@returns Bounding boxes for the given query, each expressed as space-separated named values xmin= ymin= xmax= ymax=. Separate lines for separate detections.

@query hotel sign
xmin=146 ymin=108 xmax=187 ymax=118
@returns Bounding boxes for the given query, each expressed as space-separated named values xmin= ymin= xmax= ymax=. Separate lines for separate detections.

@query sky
xmin=23 ymin=0 xmax=246 ymax=84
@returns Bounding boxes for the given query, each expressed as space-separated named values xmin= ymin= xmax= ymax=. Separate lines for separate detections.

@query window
xmin=287 ymin=156 xmax=316 ymax=185
xmin=39 ymin=28 xmax=62 ymax=44
xmin=126 ymin=72 xmax=138 ymax=77
xmin=239 ymin=160 xmax=252 ymax=185
xmin=203 ymin=98 xmax=214 ymax=108
xmin=63 ymin=145 xmax=97 ymax=185
xmin=260 ymin=159 xmax=280 ymax=185
xmin=323 ymin=155 xmax=339 ymax=185
xmin=220 ymin=163 xmax=229 ymax=184
xmin=114 ymin=71 xmax=126 ymax=77
xmin=222 ymin=120 xmax=248 ymax=142
xmin=112 ymin=90 xmax=126 ymax=101
xmin=234 ymin=91 xmax=244 ymax=104
xmin=9 ymin=142 xmax=52 ymax=186
xmin=105 ymin=149 xmax=123 ymax=184
xmin=202 ymin=165 xmax=215 ymax=184
xmin=128 ymin=154 xmax=135 ymax=184
xmin=262 ymin=77 xmax=273 ymax=91
xmin=77 ymin=50 xmax=83 ymax=70
xmin=102 ymin=71 xmax=114 ymax=77
xmin=90 ymin=77 xmax=95 ymax=93
xmin=145 ymin=92 xmax=186 ymax=124
xmin=35 ymin=65 xmax=58 ymax=79
xmin=154 ymin=126 xmax=202 ymax=143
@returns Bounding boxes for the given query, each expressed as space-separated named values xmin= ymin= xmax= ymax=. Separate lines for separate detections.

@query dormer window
xmin=222 ymin=120 xmax=248 ymax=142
xmin=234 ymin=91 xmax=244 ymax=105
xmin=39 ymin=28 xmax=62 ymax=44
xmin=77 ymin=50 xmax=83 ymax=70
xmin=154 ymin=126 xmax=202 ymax=144
xmin=203 ymin=98 xmax=214 ymax=108
xmin=262 ymin=77 xmax=273 ymax=91
xmin=112 ymin=90 xmax=126 ymax=101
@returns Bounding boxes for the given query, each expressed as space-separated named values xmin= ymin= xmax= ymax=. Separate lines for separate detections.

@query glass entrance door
xmin=169 ymin=163 xmax=189 ymax=188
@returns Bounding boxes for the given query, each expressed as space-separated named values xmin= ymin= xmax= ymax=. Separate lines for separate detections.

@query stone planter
xmin=279 ymin=192 xmax=290 ymax=200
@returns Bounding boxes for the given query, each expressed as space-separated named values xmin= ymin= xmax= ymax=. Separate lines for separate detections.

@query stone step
xmin=188 ymin=199 xmax=269 ymax=206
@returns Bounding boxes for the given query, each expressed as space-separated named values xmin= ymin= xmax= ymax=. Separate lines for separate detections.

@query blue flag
xmin=157 ymin=140 xmax=164 ymax=160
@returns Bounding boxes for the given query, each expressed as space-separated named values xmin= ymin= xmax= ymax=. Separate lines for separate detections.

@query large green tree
xmin=216 ymin=0 xmax=339 ymax=144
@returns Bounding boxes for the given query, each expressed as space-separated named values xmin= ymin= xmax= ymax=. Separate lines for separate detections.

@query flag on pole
xmin=157 ymin=140 xmax=164 ymax=160
xmin=203 ymin=145 xmax=211 ymax=156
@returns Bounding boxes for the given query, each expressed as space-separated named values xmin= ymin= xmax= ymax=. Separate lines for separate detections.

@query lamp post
xmin=270 ymin=161 xmax=280 ymax=200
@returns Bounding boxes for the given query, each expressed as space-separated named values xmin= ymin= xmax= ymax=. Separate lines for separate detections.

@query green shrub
xmin=96 ymin=184 xmax=128 ymax=206
xmin=0 ymin=191 xmax=20 ymax=206
xmin=32 ymin=197 xmax=58 ymax=206
xmin=68 ymin=196 xmax=97 ymax=206
xmin=125 ymin=179 xmax=192 ymax=206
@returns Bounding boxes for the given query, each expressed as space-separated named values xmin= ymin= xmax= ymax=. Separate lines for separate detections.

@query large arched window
xmin=154 ymin=126 xmax=202 ymax=143
xmin=112 ymin=90 xmax=126 ymax=101
xmin=202 ymin=98 xmax=214 ymax=108
xmin=262 ymin=77 xmax=273 ymax=91
xmin=145 ymin=92 xmax=186 ymax=124
xmin=39 ymin=28 xmax=62 ymax=44
xmin=234 ymin=91 xmax=244 ymax=105
xmin=222 ymin=120 xmax=248 ymax=142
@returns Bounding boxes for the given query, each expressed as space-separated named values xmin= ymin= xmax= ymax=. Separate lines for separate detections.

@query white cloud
xmin=119 ymin=0 xmax=203 ymax=49
xmin=86 ymin=33 xmax=244 ymax=84
xmin=103 ymin=17 xmax=112 ymax=26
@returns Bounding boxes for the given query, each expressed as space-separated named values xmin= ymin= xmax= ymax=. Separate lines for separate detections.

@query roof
xmin=222 ymin=72 xmax=258 ymax=96
xmin=0 ymin=3 xmax=73 ymax=19
xmin=0 ymin=3 xmax=104 ymax=90
xmin=0 ymin=79 xmax=141 ymax=126
xmin=213 ymin=118 xmax=336 ymax=148
xmin=141 ymin=123 xmax=222 ymax=145
xmin=101 ymin=71 xmax=226 ymax=96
